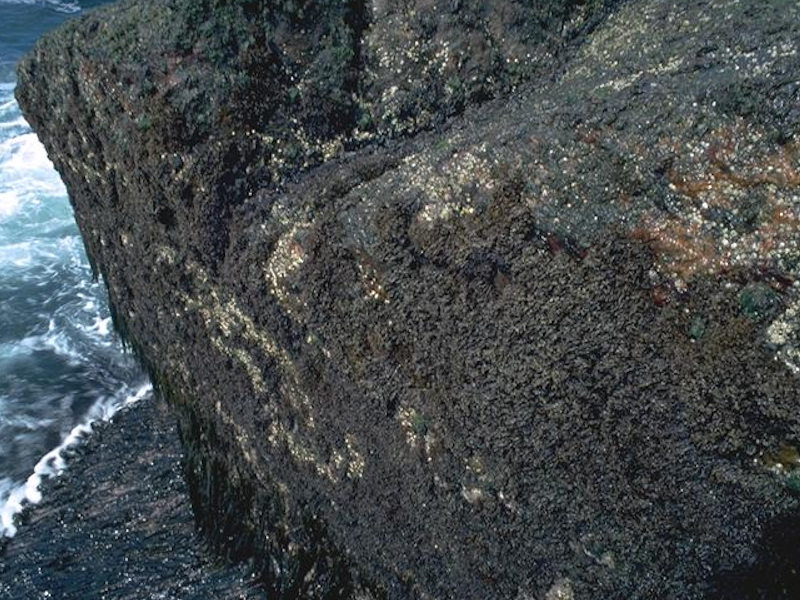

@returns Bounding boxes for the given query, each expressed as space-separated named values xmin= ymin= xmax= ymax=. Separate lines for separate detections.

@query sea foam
xmin=0 ymin=382 xmax=152 ymax=537
xmin=0 ymin=46 xmax=148 ymax=539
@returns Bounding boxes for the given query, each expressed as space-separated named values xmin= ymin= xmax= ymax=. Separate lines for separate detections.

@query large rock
xmin=15 ymin=0 xmax=800 ymax=597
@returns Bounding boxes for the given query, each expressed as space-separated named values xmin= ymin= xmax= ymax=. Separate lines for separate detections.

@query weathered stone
xmin=12 ymin=0 xmax=800 ymax=598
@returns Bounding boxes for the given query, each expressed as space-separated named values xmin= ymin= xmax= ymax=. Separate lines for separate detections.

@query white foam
xmin=0 ymin=132 xmax=61 ymax=181
xmin=0 ymin=133 xmax=67 ymax=226
xmin=0 ymin=0 xmax=81 ymax=14
xmin=0 ymin=190 xmax=21 ymax=219
xmin=0 ymin=238 xmax=77 ymax=270
xmin=0 ymin=325 xmax=80 ymax=364
xmin=0 ymin=234 xmax=85 ymax=274
xmin=0 ymin=382 xmax=152 ymax=537
xmin=0 ymin=240 xmax=40 ymax=268
xmin=0 ymin=117 xmax=28 ymax=129
xmin=0 ymin=102 xmax=70 ymax=232
xmin=0 ymin=308 xmax=116 ymax=366
xmin=38 ymin=321 xmax=85 ymax=362
xmin=88 ymin=316 xmax=111 ymax=337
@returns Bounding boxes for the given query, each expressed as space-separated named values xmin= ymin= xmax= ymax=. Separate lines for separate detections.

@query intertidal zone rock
xmin=15 ymin=0 xmax=800 ymax=598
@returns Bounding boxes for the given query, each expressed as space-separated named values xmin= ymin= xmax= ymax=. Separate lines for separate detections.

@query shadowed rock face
xmin=13 ymin=0 xmax=800 ymax=598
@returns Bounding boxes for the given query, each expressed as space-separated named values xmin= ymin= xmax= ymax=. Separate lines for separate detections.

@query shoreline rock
xmin=14 ymin=0 xmax=800 ymax=597
xmin=0 ymin=396 xmax=265 ymax=599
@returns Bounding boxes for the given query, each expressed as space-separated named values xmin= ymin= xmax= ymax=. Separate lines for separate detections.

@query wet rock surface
xmin=0 ymin=397 xmax=265 ymax=599
xmin=13 ymin=0 xmax=800 ymax=598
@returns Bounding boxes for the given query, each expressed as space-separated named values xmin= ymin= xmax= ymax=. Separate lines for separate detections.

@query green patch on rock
xmin=136 ymin=114 xmax=152 ymax=132
xmin=787 ymin=472 xmax=800 ymax=495
xmin=411 ymin=411 xmax=428 ymax=436
xmin=739 ymin=283 xmax=778 ymax=320
xmin=688 ymin=314 xmax=707 ymax=340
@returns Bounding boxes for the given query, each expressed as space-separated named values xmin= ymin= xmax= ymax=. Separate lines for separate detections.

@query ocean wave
xmin=0 ymin=186 xmax=69 ymax=226
xmin=0 ymin=143 xmax=66 ymax=228
xmin=0 ymin=190 xmax=21 ymax=220
xmin=0 ymin=321 xmax=84 ymax=365
xmin=0 ymin=0 xmax=149 ymax=543
xmin=0 ymin=0 xmax=81 ymax=14
xmin=0 ymin=236 xmax=84 ymax=272
xmin=0 ymin=100 xmax=69 ymax=228
xmin=0 ymin=118 xmax=28 ymax=131
xmin=78 ymin=315 xmax=112 ymax=338
xmin=0 ymin=282 xmax=119 ymax=357
xmin=0 ymin=410 xmax=56 ymax=432
xmin=0 ymin=132 xmax=62 ymax=183
xmin=0 ymin=381 xmax=152 ymax=537
xmin=0 ymin=101 xmax=21 ymax=118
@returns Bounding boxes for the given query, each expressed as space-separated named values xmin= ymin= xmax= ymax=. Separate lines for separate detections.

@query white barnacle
xmin=545 ymin=578 xmax=574 ymax=600
xmin=461 ymin=486 xmax=485 ymax=505
xmin=397 ymin=406 xmax=422 ymax=448
xmin=265 ymin=222 xmax=311 ymax=316
xmin=767 ymin=297 xmax=800 ymax=374
xmin=345 ymin=434 xmax=366 ymax=479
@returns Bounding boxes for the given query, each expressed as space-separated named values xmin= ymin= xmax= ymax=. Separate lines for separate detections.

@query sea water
xmin=0 ymin=0 xmax=150 ymax=536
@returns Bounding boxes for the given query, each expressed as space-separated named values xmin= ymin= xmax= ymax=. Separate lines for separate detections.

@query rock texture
xmin=13 ymin=0 xmax=800 ymax=598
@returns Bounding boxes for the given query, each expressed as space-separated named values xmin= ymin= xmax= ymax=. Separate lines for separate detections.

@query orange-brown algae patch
xmin=760 ymin=443 xmax=800 ymax=474
xmin=632 ymin=215 xmax=729 ymax=283
xmin=757 ymin=442 xmax=800 ymax=494
xmin=635 ymin=124 xmax=800 ymax=285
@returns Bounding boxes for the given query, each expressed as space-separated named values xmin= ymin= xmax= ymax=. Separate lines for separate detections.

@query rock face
xmin=14 ymin=0 xmax=800 ymax=598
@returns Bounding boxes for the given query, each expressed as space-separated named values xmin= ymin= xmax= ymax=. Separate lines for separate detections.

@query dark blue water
xmin=0 ymin=0 xmax=150 ymax=536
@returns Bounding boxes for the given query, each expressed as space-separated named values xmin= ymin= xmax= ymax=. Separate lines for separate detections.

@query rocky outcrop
xmin=14 ymin=0 xmax=800 ymax=598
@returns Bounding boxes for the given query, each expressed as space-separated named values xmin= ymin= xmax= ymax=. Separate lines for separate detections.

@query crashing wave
xmin=0 ymin=382 xmax=152 ymax=537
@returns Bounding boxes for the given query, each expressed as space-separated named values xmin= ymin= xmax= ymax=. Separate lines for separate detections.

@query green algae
xmin=739 ymin=283 xmax=778 ymax=320
xmin=688 ymin=314 xmax=707 ymax=340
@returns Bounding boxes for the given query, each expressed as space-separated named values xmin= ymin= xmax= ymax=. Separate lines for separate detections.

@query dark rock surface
xmin=0 ymin=396 xmax=265 ymax=599
xmin=13 ymin=0 xmax=800 ymax=598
